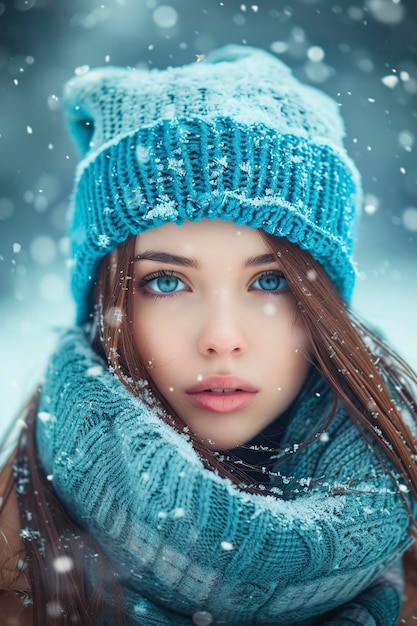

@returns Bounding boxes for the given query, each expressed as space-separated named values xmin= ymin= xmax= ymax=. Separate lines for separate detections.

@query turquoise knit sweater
xmin=36 ymin=329 xmax=415 ymax=625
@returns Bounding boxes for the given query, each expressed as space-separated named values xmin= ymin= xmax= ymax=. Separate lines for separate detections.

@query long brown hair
xmin=95 ymin=231 xmax=417 ymax=503
xmin=261 ymin=233 xmax=417 ymax=500
xmin=0 ymin=393 xmax=126 ymax=625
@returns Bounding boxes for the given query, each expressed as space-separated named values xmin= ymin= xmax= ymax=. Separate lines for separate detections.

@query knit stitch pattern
xmin=63 ymin=46 xmax=362 ymax=323
xmin=36 ymin=329 xmax=414 ymax=625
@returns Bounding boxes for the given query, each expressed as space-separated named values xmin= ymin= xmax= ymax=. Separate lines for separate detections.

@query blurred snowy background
xmin=0 ymin=0 xmax=416 ymax=441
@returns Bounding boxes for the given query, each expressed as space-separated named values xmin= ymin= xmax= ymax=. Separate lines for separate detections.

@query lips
xmin=186 ymin=376 xmax=257 ymax=413
xmin=186 ymin=376 xmax=257 ymax=394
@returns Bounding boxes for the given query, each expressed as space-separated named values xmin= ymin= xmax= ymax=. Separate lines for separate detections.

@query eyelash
xmin=250 ymin=270 xmax=289 ymax=295
xmin=136 ymin=269 xmax=289 ymax=299
xmin=137 ymin=270 xmax=187 ymax=299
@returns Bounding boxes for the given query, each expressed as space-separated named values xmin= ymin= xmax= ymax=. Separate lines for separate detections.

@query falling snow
xmin=1 ymin=0 xmax=417 ymax=465
xmin=192 ymin=612 xmax=214 ymax=626
xmin=46 ymin=601 xmax=64 ymax=619
xmin=53 ymin=556 xmax=74 ymax=573
xmin=263 ymin=302 xmax=276 ymax=316
xmin=86 ymin=365 xmax=104 ymax=377
xmin=402 ymin=208 xmax=417 ymax=232
xmin=105 ymin=306 xmax=124 ymax=327
xmin=37 ymin=411 xmax=56 ymax=423
xmin=381 ymin=75 xmax=399 ymax=89
xmin=152 ymin=5 xmax=178 ymax=28
xmin=74 ymin=64 xmax=90 ymax=76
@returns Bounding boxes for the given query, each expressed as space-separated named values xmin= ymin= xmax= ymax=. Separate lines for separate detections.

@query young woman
xmin=1 ymin=45 xmax=417 ymax=625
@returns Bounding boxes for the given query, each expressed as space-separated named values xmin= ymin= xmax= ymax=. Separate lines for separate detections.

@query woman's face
xmin=132 ymin=219 xmax=310 ymax=450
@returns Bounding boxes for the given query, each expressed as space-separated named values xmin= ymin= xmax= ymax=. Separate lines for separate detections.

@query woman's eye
xmin=251 ymin=272 xmax=289 ymax=293
xmin=142 ymin=273 xmax=187 ymax=294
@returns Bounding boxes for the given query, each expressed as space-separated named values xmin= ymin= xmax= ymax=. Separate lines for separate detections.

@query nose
xmin=197 ymin=294 xmax=246 ymax=358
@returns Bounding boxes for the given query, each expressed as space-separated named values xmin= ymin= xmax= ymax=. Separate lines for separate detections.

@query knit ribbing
xmin=71 ymin=119 xmax=358 ymax=321
xmin=36 ymin=329 xmax=414 ymax=625
xmin=63 ymin=45 xmax=362 ymax=323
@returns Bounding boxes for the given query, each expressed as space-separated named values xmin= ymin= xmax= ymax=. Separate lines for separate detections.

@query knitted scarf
xmin=36 ymin=329 xmax=414 ymax=625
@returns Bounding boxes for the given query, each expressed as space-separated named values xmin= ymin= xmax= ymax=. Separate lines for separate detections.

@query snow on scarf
xmin=35 ymin=328 xmax=414 ymax=625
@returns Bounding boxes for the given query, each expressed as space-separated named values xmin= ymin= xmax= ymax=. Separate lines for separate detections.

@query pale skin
xmin=132 ymin=219 xmax=311 ymax=450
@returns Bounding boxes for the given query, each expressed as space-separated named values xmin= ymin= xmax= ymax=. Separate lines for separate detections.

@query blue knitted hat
xmin=64 ymin=45 xmax=362 ymax=323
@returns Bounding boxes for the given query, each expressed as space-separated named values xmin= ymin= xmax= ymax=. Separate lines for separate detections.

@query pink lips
xmin=186 ymin=376 xmax=257 ymax=413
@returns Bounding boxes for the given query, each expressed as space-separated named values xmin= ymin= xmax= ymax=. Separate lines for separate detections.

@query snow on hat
xmin=63 ymin=45 xmax=362 ymax=323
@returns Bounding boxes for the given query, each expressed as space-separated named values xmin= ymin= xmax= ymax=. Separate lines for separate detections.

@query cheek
xmin=261 ymin=300 xmax=309 ymax=350
xmin=272 ymin=317 xmax=311 ymax=382
xmin=133 ymin=310 xmax=183 ymax=367
xmin=134 ymin=319 xmax=156 ymax=362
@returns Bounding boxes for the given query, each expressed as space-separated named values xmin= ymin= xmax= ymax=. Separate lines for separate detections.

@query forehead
xmin=134 ymin=219 xmax=266 ymax=255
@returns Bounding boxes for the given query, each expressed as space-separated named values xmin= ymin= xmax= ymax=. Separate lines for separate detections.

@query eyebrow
xmin=244 ymin=253 xmax=277 ymax=268
xmin=133 ymin=251 xmax=278 ymax=269
xmin=133 ymin=251 xmax=201 ymax=268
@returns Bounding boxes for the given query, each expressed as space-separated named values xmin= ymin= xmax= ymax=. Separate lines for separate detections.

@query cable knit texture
xmin=35 ymin=329 xmax=414 ymax=625
xmin=63 ymin=45 xmax=362 ymax=322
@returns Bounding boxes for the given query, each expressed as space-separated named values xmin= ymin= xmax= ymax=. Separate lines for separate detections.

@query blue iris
xmin=252 ymin=273 xmax=288 ymax=292
xmin=147 ymin=275 xmax=186 ymax=293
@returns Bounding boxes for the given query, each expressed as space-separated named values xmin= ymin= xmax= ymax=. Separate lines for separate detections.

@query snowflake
xmin=239 ymin=161 xmax=252 ymax=174
xmin=97 ymin=234 xmax=111 ymax=248
xmin=144 ymin=196 xmax=178 ymax=221
xmin=167 ymin=157 xmax=186 ymax=176
xmin=214 ymin=156 xmax=228 ymax=168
